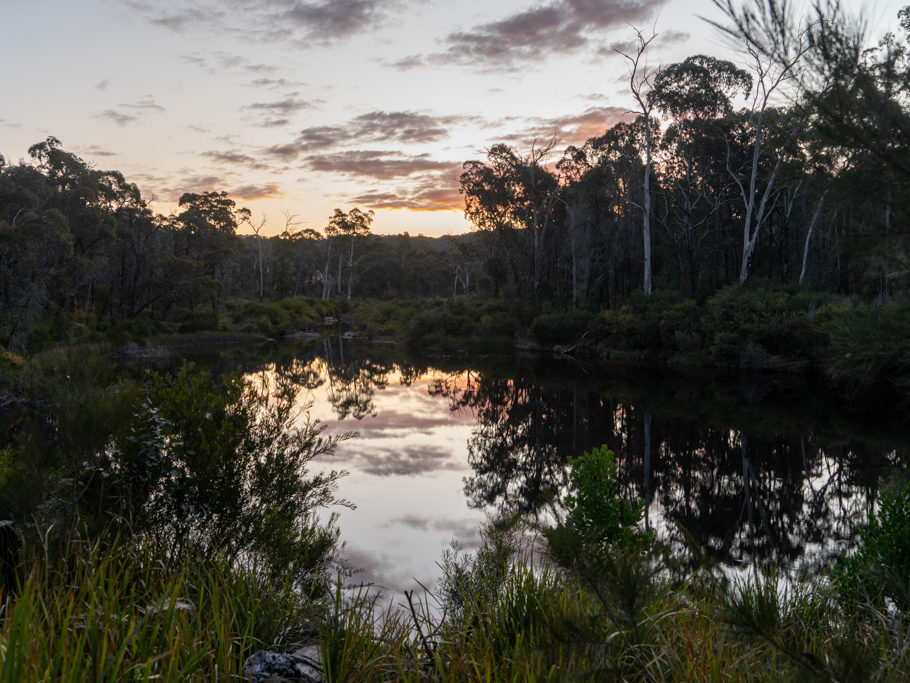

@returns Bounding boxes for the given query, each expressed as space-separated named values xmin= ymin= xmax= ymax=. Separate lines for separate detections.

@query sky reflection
xmin=303 ymin=370 xmax=485 ymax=595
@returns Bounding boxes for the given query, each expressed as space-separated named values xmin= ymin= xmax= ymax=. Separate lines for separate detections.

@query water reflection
xmin=245 ymin=339 xmax=907 ymax=586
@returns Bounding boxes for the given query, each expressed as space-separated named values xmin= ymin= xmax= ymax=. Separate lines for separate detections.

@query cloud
xmin=97 ymin=110 xmax=138 ymax=126
xmin=230 ymin=182 xmax=283 ymax=200
xmin=248 ymin=77 xmax=305 ymax=90
xmin=96 ymin=96 xmax=165 ymax=127
xmin=133 ymin=2 xmax=224 ymax=33
xmin=518 ymin=105 xmax=632 ymax=147
xmin=130 ymin=0 xmax=397 ymax=45
xmin=350 ymin=167 xmax=463 ymax=212
xmin=279 ymin=0 xmax=388 ymax=42
xmin=95 ymin=79 xmax=109 ymax=91
xmin=385 ymin=54 xmax=425 ymax=70
xmin=180 ymin=51 xmax=278 ymax=75
xmin=607 ymin=29 xmax=690 ymax=56
xmin=79 ymin=144 xmax=118 ymax=158
xmin=123 ymin=96 xmax=165 ymax=113
xmin=246 ymin=96 xmax=312 ymax=115
xmin=350 ymin=110 xmax=460 ymax=144
xmin=428 ymin=0 xmax=671 ymax=69
xmin=201 ymin=150 xmax=270 ymax=169
xmin=263 ymin=110 xmax=467 ymax=161
xmin=306 ymin=151 xmax=453 ymax=179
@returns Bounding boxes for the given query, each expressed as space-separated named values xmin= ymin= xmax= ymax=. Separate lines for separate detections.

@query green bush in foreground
xmin=834 ymin=476 xmax=910 ymax=611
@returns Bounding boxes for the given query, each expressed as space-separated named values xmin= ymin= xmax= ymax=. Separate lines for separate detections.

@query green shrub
xmin=171 ymin=308 xmax=220 ymax=333
xmin=834 ymin=476 xmax=910 ymax=610
xmin=530 ymin=309 xmax=593 ymax=346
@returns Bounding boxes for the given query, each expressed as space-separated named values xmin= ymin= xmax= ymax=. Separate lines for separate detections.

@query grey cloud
xmin=96 ymin=96 xmax=164 ymax=127
xmin=248 ymin=77 xmax=305 ymax=89
xmin=385 ymin=54 xmax=426 ymax=70
xmin=351 ymin=111 xmax=458 ymax=145
xmin=607 ymin=29 xmax=690 ymax=56
xmin=181 ymin=51 xmax=278 ymax=75
xmin=430 ymin=0 xmax=671 ymax=69
xmin=280 ymin=0 xmax=386 ymax=41
xmin=201 ymin=150 xmax=270 ymax=169
xmin=261 ymin=117 xmax=291 ymax=128
xmin=95 ymin=79 xmax=109 ymax=90
xmin=264 ymin=142 xmax=308 ymax=161
xmin=230 ymin=183 xmax=282 ymax=200
xmin=124 ymin=96 xmax=165 ymax=112
xmin=518 ymin=106 xmax=632 ymax=147
xmin=307 ymin=151 xmax=453 ymax=180
xmin=97 ymin=110 xmax=138 ymax=126
xmin=131 ymin=0 xmax=396 ymax=45
xmin=264 ymin=110 xmax=466 ymax=161
xmin=246 ymin=96 xmax=312 ymax=115
xmin=145 ymin=4 xmax=224 ymax=32
xmin=350 ymin=166 xmax=463 ymax=211
xmin=79 ymin=144 xmax=118 ymax=157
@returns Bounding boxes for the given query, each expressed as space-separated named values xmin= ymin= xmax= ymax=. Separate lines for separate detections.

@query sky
xmin=1 ymin=0 xmax=904 ymax=237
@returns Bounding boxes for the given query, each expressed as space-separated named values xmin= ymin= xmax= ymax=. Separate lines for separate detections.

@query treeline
xmin=2 ymin=2 xmax=909 ymax=355
xmin=0 ymin=142 xmax=491 ymax=350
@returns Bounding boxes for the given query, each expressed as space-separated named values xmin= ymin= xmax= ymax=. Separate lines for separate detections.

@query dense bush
xmin=529 ymin=308 xmax=593 ymax=346
xmin=834 ymin=476 xmax=910 ymax=610
xmin=595 ymin=290 xmax=699 ymax=351
xmin=701 ymin=284 xmax=833 ymax=363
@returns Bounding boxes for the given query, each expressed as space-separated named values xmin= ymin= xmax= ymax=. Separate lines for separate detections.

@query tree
xmin=174 ymin=191 xmax=247 ymax=309
xmin=460 ymin=141 xmax=563 ymax=305
xmin=650 ymin=55 xmax=752 ymax=295
xmin=323 ymin=207 xmax=374 ymax=301
xmin=615 ymin=29 xmax=662 ymax=295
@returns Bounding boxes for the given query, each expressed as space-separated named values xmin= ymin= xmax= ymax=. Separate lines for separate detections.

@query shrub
xmin=833 ymin=476 xmax=910 ymax=611
xmin=530 ymin=309 xmax=593 ymax=346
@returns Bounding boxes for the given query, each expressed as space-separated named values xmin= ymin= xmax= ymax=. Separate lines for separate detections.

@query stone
xmin=241 ymin=648 xmax=324 ymax=683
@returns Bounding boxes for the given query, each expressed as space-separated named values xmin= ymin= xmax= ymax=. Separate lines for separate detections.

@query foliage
xmin=834 ymin=476 xmax=910 ymax=611
xmin=821 ymin=300 xmax=910 ymax=393
xmin=529 ymin=308 xmax=593 ymax=346
xmin=0 ymin=536 xmax=317 ymax=682
xmin=558 ymin=445 xmax=649 ymax=551
xmin=105 ymin=361 xmax=350 ymax=587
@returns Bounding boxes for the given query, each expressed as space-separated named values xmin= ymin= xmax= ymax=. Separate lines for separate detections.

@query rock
xmin=242 ymin=648 xmax=324 ymax=683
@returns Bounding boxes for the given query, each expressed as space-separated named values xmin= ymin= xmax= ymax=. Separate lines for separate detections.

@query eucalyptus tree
xmin=615 ymin=29 xmax=662 ymax=294
xmin=460 ymin=141 xmax=563 ymax=305
xmin=173 ymin=191 xmax=247 ymax=309
xmin=323 ymin=207 xmax=374 ymax=301
xmin=558 ymin=122 xmax=647 ymax=306
xmin=27 ymin=138 xmax=122 ymax=313
xmin=650 ymin=55 xmax=752 ymax=295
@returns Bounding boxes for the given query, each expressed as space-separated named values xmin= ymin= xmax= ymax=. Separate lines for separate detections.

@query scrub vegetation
xmin=2 ymin=0 xmax=910 ymax=679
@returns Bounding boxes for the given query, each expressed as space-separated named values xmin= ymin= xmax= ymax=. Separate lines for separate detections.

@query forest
xmin=0 ymin=1 xmax=909 ymax=680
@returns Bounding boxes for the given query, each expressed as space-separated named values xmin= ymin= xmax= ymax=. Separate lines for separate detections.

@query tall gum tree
xmin=615 ymin=29 xmax=662 ymax=295
xmin=323 ymin=207 xmax=374 ymax=301
xmin=650 ymin=55 xmax=752 ymax=295
xmin=460 ymin=142 xmax=562 ymax=306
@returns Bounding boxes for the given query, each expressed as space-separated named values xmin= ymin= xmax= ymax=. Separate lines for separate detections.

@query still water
xmin=240 ymin=338 xmax=907 ymax=597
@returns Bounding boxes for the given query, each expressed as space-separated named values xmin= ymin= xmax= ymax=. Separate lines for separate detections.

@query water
xmin=245 ymin=338 xmax=908 ymax=597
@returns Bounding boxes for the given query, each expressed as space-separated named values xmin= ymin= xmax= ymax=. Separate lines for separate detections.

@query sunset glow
xmin=2 ymin=0 xmax=903 ymax=236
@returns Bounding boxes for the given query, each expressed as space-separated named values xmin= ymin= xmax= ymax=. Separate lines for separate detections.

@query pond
xmin=237 ymin=338 xmax=909 ymax=598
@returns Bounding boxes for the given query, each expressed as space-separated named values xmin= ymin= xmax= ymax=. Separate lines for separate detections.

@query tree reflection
xmin=431 ymin=364 xmax=907 ymax=568
xmin=249 ymin=343 xmax=908 ymax=569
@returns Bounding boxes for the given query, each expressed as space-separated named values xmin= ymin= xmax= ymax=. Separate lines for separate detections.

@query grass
xmin=0 ymin=535 xmax=320 ymax=682
xmin=2 ymin=518 xmax=909 ymax=681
